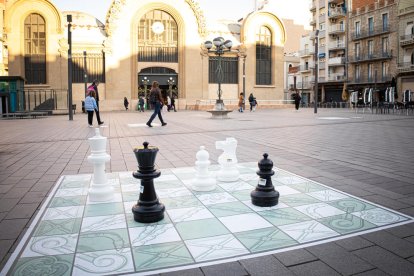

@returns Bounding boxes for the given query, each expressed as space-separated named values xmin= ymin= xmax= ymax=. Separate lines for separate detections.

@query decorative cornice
xmin=105 ymin=0 xmax=207 ymax=38
xmin=185 ymin=0 xmax=207 ymax=38
xmin=105 ymin=0 xmax=126 ymax=36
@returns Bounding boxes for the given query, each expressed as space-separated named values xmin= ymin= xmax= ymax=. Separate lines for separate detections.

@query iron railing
xmin=24 ymin=89 xmax=68 ymax=111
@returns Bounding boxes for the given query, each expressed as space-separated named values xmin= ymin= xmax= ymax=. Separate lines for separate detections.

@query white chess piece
xmin=216 ymin=138 xmax=239 ymax=182
xmin=191 ymin=146 xmax=216 ymax=191
xmin=88 ymin=128 xmax=114 ymax=201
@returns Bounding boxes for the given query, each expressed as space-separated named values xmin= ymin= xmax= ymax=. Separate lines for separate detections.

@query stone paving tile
xmin=288 ymin=260 xmax=341 ymax=276
xmin=400 ymin=207 xmax=414 ymax=217
xmin=334 ymin=236 xmax=374 ymax=252
xmin=0 ymin=219 xmax=29 ymax=240
xmin=201 ymin=262 xmax=249 ymax=276
xmin=0 ymin=240 xmax=14 ymax=263
xmin=160 ymin=268 xmax=203 ymax=276
xmin=361 ymin=231 xmax=414 ymax=258
xmin=386 ymin=223 xmax=414 ymax=238
xmin=240 ymin=255 xmax=294 ymax=276
xmin=274 ymin=248 xmax=318 ymax=267
xmin=353 ymin=246 xmax=414 ymax=276
xmin=5 ymin=203 xmax=40 ymax=219
xmin=306 ymin=243 xmax=374 ymax=275
xmin=0 ymin=198 xmax=20 ymax=213
xmin=353 ymin=268 xmax=391 ymax=276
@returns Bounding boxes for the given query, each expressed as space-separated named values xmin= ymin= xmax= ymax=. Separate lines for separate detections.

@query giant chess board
xmin=2 ymin=163 xmax=413 ymax=276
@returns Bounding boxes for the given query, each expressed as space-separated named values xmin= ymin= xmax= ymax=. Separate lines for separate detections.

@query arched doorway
xmin=138 ymin=67 xmax=178 ymax=108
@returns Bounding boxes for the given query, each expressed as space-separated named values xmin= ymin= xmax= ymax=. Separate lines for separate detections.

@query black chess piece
xmin=131 ymin=142 xmax=165 ymax=223
xmin=250 ymin=153 xmax=279 ymax=207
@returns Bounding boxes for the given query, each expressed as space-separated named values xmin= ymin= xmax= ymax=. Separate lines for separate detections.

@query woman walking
xmin=146 ymin=81 xmax=167 ymax=127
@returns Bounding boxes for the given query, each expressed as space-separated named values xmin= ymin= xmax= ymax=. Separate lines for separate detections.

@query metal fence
xmin=24 ymin=89 xmax=68 ymax=111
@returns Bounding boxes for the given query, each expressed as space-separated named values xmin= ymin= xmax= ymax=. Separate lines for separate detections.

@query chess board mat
xmin=2 ymin=162 xmax=413 ymax=276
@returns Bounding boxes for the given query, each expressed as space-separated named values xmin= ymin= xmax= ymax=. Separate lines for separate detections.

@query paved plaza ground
xmin=1 ymin=107 xmax=414 ymax=275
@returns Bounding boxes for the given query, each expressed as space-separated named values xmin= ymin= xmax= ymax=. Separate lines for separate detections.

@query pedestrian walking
xmin=170 ymin=95 xmax=177 ymax=112
xmin=238 ymin=93 xmax=244 ymax=112
xmin=167 ymin=95 xmax=171 ymax=112
xmin=294 ymin=91 xmax=301 ymax=111
xmin=248 ymin=93 xmax=256 ymax=112
xmin=124 ymin=97 xmax=129 ymax=110
xmin=146 ymin=81 xmax=167 ymax=127
xmin=84 ymin=90 xmax=98 ymax=127
xmin=88 ymin=80 xmax=104 ymax=125
xmin=138 ymin=96 xmax=145 ymax=112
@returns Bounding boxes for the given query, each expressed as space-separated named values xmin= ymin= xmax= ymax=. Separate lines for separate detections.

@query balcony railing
xmin=328 ymin=24 xmax=346 ymax=34
xmin=297 ymin=81 xmax=314 ymax=89
xmin=299 ymin=49 xmax=315 ymax=57
xmin=351 ymin=25 xmax=391 ymax=40
xmin=328 ymin=41 xmax=346 ymax=49
xmin=397 ymin=62 xmax=414 ymax=73
xmin=349 ymin=51 xmax=393 ymax=63
xmin=328 ymin=7 xmax=346 ymax=18
xmin=348 ymin=74 xmax=393 ymax=84
xmin=328 ymin=74 xmax=346 ymax=81
xmin=328 ymin=57 xmax=345 ymax=65
xmin=299 ymin=64 xmax=314 ymax=72
xmin=400 ymin=34 xmax=414 ymax=46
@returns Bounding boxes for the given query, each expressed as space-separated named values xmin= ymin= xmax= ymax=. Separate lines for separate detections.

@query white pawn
xmin=88 ymin=128 xmax=114 ymax=202
xmin=216 ymin=138 xmax=239 ymax=182
xmin=191 ymin=146 xmax=216 ymax=191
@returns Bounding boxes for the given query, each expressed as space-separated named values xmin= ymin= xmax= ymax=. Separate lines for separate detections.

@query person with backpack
xmin=248 ymin=92 xmax=256 ymax=112
xmin=146 ymin=81 xmax=167 ymax=127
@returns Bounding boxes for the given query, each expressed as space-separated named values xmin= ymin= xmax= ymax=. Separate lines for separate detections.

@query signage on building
xmin=319 ymin=53 xmax=326 ymax=58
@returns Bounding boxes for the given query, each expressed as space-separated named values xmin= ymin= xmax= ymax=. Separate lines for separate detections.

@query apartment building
xmin=397 ymin=0 xmax=414 ymax=94
xmin=347 ymin=0 xmax=398 ymax=97
xmin=300 ymin=0 xmax=347 ymax=104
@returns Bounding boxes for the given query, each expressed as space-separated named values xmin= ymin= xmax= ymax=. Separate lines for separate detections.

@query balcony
xmin=328 ymin=57 xmax=345 ymax=66
xmin=397 ymin=62 xmax=414 ymax=73
xmin=328 ymin=74 xmax=346 ymax=81
xmin=328 ymin=24 xmax=346 ymax=34
xmin=400 ymin=34 xmax=414 ymax=46
xmin=352 ymin=25 xmax=391 ymax=41
xmin=310 ymin=19 xmax=316 ymax=26
xmin=328 ymin=7 xmax=346 ymax=19
xmin=328 ymin=41 xmax=346 ymax=50
xmin=310 ymin=2 xmax=316 ymax=11
xmin=348 ymin=74 xmax=393 ymax=84
xmin=299 ymin=49 xmax=315 ymax=57
xmin=349 ymin=51 xmax=393 ymax=63
xmin=328 ymin=0 xmax=344 ymax=4
xmin=297 ymin=81 xmax=314 ymax=89
xmin=299 ymin=64 xmax=314 ymax=72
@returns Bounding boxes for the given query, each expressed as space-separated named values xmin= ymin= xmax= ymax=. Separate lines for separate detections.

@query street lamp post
xmin=314 ymin=30 xmax=319 ymax=114
xmin=142 ymin=77 xmax=149 ymax=110
xmin=167 ymin=77 xmax=175 ymax=99
xmin=67 ymin=14 xmax=73 ymax=121
xmin=204 ymin=37 xmax=234 ymax=111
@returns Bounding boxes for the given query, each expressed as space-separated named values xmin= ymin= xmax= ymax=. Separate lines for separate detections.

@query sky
xmin=50 ymin=0 xmax=311 ymax=28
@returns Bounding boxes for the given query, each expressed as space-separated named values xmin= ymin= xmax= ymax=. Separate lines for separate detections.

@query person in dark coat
xmin=294 ymin=91 xmax=302 ymax=111
xmin=88 ymin=80 xmax=104 ymax=125
xmin=146 ymin=81 xmax=167 ymax=127
xmin=124 ymin=97 xmax=129 ymax=110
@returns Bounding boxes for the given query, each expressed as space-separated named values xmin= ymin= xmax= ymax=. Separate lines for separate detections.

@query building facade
xmin=1 ymin=0 xmax=290 ymax=112
xmin=397 ymin=0 xmax=414 ymax=94
xmin=347 ymin=0 xmax=398 ymax=97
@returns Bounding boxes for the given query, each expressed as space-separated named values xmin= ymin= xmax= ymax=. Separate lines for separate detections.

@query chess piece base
xmin=251 ymin=189 xmax=279 ymax=207
xmin=191 ymin=178 xmax=216 ymax=191
xmin=88 ymin=184 xmax=114 ymax=202
xmin=132 ymin=203 xmax=165 ymax=223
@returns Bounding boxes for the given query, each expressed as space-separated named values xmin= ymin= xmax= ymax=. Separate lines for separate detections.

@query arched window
xmin=138 ymin=10 xmax=178 ymax=62
xmin=24 ymin=13 xmax=46 ymax=84
xmin=256 ymin=26 xmax=271 ymax=85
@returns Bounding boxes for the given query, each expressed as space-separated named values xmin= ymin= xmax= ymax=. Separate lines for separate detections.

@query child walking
xmin=84 ymin=90 xmax=98 ymax=127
